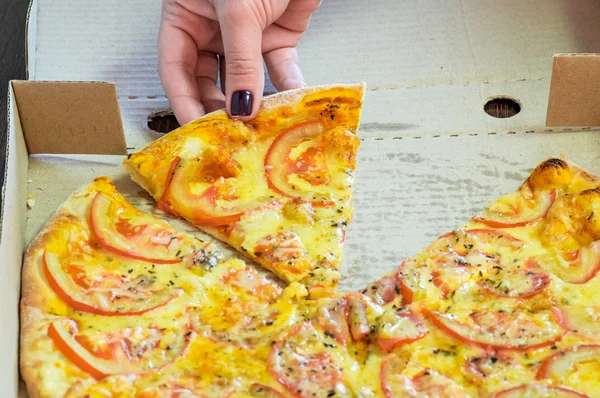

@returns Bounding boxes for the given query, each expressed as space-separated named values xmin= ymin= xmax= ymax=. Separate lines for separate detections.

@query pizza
xmin=19 ymin=176 xmax=418 ymax=397
xmin=22 ymin=162 xmax=600 ymax=398
xmin=19 ymin=79 xmax=600 ymax=397
xmin=123 ymin=84 xmax=365 ymax=297
xmin=361 ymin=157 xmax=600 ymax=396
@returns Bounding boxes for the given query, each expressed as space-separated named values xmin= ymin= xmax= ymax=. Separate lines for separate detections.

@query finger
xmin=218 ymin=55 xmax=227 ymax=95
xmin=260 ymin=0 xmax=320 ymax=54
xmin=158 ymin=23 xmax=205 ymax=125
xmin=216 ymin=1 xmax=266 ymax=120
xmin=275 ymin=0 xmax=321 ymax=32
xmin=264 ymin=47 xmax=306 ymax=91
xmin=196 ymin=51 xmax=226 ymax=114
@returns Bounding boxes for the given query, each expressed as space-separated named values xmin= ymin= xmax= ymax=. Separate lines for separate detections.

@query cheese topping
xmin=22 ymin=122 xmax=600 ymax=396
xmin=124 ymin=85 xmax=365 ymax=293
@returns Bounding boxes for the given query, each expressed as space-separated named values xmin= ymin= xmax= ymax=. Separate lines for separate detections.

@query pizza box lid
xmin=4 ymin=0 xmax=600 ymax=396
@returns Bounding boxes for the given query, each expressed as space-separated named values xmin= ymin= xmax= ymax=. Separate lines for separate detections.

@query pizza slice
xmin=353 ymin=157 xmax=600 ymax=396
xmin=361 ymin=158 xmax=600 ymax=309
xmin=124 ymin=83 xmax=366 ymax=295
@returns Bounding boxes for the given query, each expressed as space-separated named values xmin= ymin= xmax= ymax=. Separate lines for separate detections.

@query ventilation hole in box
xmin=148 ymin=112 xmax=180 ymax=134
xmin=484 ymin=97 xmax=521 ymax=118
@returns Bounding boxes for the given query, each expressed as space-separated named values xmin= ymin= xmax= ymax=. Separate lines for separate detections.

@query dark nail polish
xmin=231 ymin=90 xmax=253 ymax=116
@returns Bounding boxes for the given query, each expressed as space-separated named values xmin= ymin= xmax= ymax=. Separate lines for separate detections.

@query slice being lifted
xmin=124 ymin=84 xmax=366 ymax=294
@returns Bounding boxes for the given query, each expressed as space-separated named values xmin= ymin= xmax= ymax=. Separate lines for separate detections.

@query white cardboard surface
xmin=1 ymin=87 xmax=29 ymax=397
xmin=4 ymin=0 xmax=600 ymax=396
xmin=30 ymin=0 xmax=600 ymax=144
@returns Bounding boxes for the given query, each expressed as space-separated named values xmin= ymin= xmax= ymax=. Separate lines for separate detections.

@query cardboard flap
xmin=11 ymin=81 xmax=127 ymax=155
xmin=546 ymin=54 xmax=600 ymax=127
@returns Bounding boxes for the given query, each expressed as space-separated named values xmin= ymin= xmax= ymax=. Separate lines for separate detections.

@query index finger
xmin=158 ymin=23 xmax=205 ymax=125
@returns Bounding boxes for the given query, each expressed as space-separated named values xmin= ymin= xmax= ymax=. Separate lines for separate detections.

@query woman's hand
xmin=158 ymin=0 xmax=321 ymax=124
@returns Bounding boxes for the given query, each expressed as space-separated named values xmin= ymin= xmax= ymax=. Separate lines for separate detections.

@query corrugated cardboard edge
xmin=24 ymin=0 xmax=36 ymax=80
xmin=0 ymin=84 xmax=29 ymax=398
xmin=546 ymin=53 xmax=600 ymax=127
xmin=12 ymin=81 xmax=128 ymax=155
xmin=22 ymin=1 xmax=128 ymax=156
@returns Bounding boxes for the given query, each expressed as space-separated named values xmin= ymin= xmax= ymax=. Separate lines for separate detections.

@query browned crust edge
xmin=122 ymin=82 xmax=366 ymax=197
xmin=122 ymin=83 xmax=366 ymax=284
xmin=19 ymin=178 xmax=112 ymax=398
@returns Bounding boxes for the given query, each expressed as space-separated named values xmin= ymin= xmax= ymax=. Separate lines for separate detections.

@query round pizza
xmin=19 ymin=83 xmax=600 ymax=397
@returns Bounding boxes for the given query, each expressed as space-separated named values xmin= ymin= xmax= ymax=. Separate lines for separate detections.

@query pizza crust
xmin=123 ymin=82 xmax=366 ymax=201
xmin=122 ymin=160 xmax=154 ymax=200
xmin=123 ymin=83 xmax=365 ymax=290
xmin=256 ymin=82 xmax=366 ymax=118
xmin=20 ymin=178 xmax=110 ymax=398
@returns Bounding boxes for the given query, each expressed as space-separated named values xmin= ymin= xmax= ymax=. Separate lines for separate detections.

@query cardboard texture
xmin=546 ymin=54 xmax=600 ymax=126
xmin=29 ymin=0 xmax=600 ymax=142
xmin=12 ymin=81 xmax=126 ymax=155
xmin=0 ymin=87 xmax=29 ymax=398
xmin=4 ymin=0 xmax=600 ymax=396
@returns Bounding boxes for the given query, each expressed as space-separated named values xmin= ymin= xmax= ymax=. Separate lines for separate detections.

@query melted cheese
xmin=124 ymin=85 xmax=364 ymax=292
xmin=178 ymin=137 xmax=205 ymax=160
xmin=25 ymin=154 xmax=600 ymax=395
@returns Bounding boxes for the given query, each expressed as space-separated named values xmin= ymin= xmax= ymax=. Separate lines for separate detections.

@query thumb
xmin=216 ymin=1 xmax=265 ymax=120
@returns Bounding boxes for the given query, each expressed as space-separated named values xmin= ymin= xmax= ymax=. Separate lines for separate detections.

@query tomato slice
xmin=396 ymin=260 xmax=421 ymax=304
xmin=248 ymin=384 xmax=286 ymax=398
xmin=472 ymin=182 xmax=556 ymax=228
xmin=403 ymin=229 xmax=539 ymax=301
xmin=376 ymin=310 xmax=427 ymax=352
xmin=554 ymin=306 xmax=600 ymax=337
xmin=489 ymin=384 xmax=589 ymax=398
xmin=90 ymin=192 xmax=186 ymax=264
xmin=43 ymin=251 xmax=180 ymax=316
xmin=219 ymin=264 xmax=283 ymax=302
xmin=380 ymin=357 xmax=468 ymax=398
xmin=379 ymin=354 xmax=409 ymax=397
xmin=265 ymin=121 xmax=352 ymax=206
xmin=478 ymin=260 xmax=550 ymax=299
xmin=268 ymin=322 xmax=352 ymax=398
xmin=48 ymin=319 xmax=193 ymax=379
xmin=425 ymin=308 xmax=563 ymax=351
xmin=537 ymin=241 xmax=600 ymax=284
xmin=136 ymin=377 xmax=235 ymax=398
xmin=314 ymin=297 xmax=351 ymax=346
xmin=536 ymin=344 xmax=600 ymax=380
xmin=361 ymin=271 xmax=405 ymax=306
xmin=429 ymin=254 xmax=550 ymax=300
xmin=158 ymin=154 xmax=181 ymax=209
xmin=405 ymin=370 xmax=468 ymax=397
xmin=346 ymin=293 xmax=371 ymax=342
xmin=465 ymin=350 xmax=520 ymax=378
xmin=312 ymin=293 xmax=386 ymax=345
xmin=159 ymin=156 xmax=258 ymax=227
xmin=429 ymin=256 xmax=474 ymax=298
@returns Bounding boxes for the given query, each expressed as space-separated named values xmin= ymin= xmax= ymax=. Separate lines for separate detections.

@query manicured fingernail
xmin=231 ymin=90 xmax=253 ymax=116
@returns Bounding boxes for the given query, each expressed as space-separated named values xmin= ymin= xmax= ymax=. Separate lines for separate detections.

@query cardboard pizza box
xmin=3 ymin=0 xmax=600 ymax=396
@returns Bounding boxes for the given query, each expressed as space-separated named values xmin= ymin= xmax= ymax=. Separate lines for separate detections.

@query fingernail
xmin=281 ymin=78 xmax=307 ymax=90
xmin=231 ymin=90 xmax=253 ymax=116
